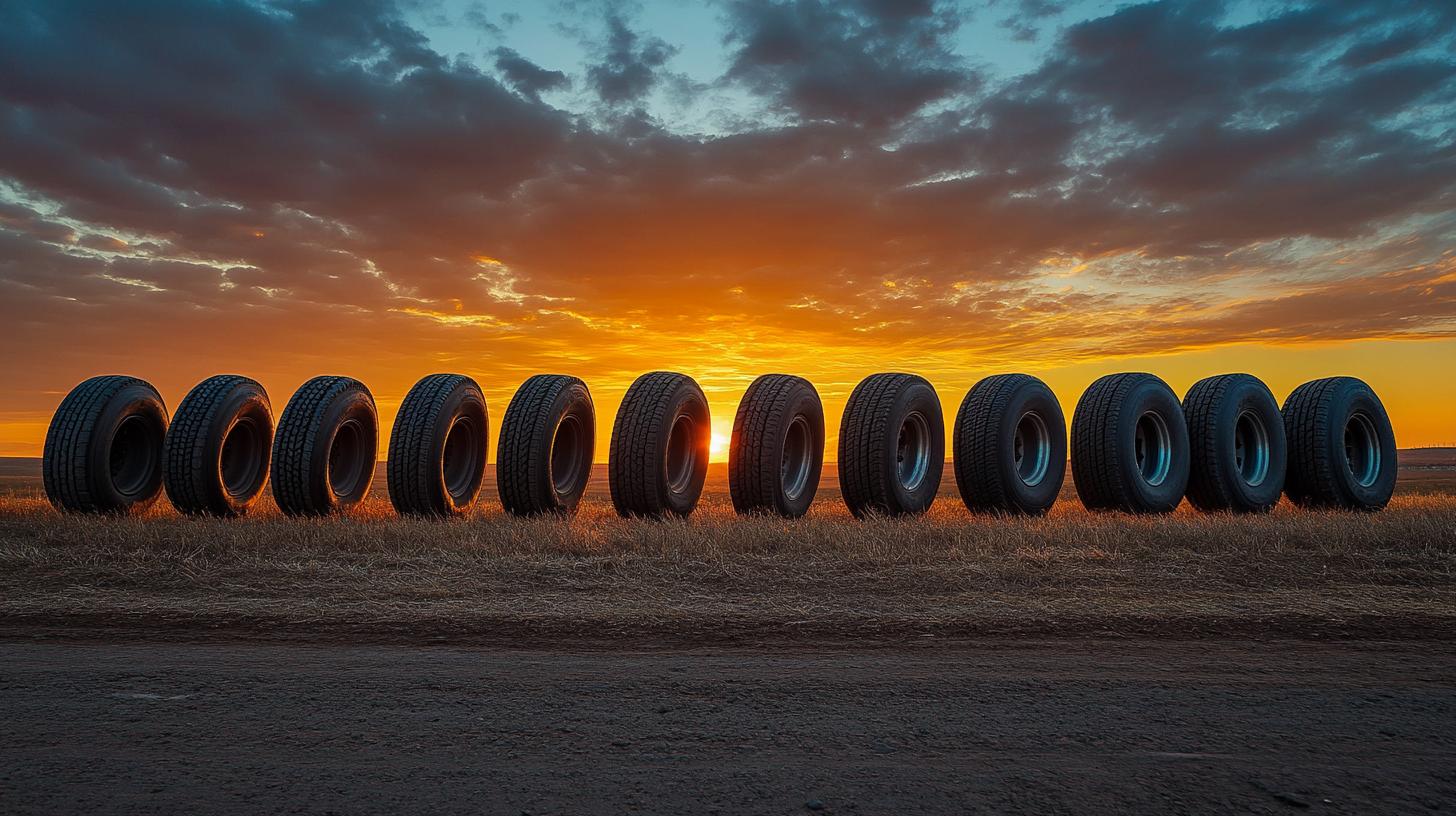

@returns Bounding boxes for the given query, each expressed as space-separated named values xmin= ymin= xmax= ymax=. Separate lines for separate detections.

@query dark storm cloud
xmin=0 ymin=0 xmax=1454 ymax=392
xmin=493 ymin=47 xmax=570 ymax=98
xmin=586 ymin=14 xmax=677 ymax=104
xmin=721 ymin=0 xmax=971 ymax=126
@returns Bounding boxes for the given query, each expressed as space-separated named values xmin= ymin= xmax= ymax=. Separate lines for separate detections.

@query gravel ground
xmin=3 ymin=639 xmax=1454 ymax=815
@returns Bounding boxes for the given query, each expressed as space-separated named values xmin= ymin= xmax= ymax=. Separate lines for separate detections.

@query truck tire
xmin=497 ymin=374 xmax=594 ymax=516
xmin=1282 ymin=376 xmax=1396 ymax=510
xmin=608 ymin=372 xmax=710 ymax=518
xmin=387 ymin=374 xmax=488 ymax=518
xmin=271 ymin=376 xmax=377 ymax=516
xmin=1071 ymin=373 xmax=1189 ymax=513
xmin=953 ymin=374 xmax=1065 ymax=516
xmin=43 ymin=375 xmax=168 ymax=514
xmin=1182 ymin=373 xmax=1285 ymax=513
xmin=728 ymin=374 xmax=824 ymax=517
xmin=162 ymin=375 xmax=273 ymax=517
xmin=838 ymin=373 xmax=943 ymax=518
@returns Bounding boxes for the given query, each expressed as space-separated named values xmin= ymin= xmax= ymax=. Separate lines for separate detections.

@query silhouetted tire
xmin=953 ymin=374 xmax=1066 ymax=516
xmin=609 ymin=372 xmax=710 ymax=518
xmin=729 ymin=374 xmax=824 ymax=517
xmin=1282 ymin=376 xmax=1396 ymax=511
xmin=162 ymin=375 xmax=273 ymax=517
xmin=1182 ymin=374 xmax=1285 ymax=514
xmin=271 ymin=376 xmax=377 ymax=516
xmin=387 ymin=374 xmax=488 ymax=518
xmin=1071 ymin=373 xmax=1189 ymax=514
xmin=497 ymin=374 xmax=594 ymax=516
xmin=838 ymin=373 xmax=943 ymax=518
xmin=43 ymin=375 xmax=168 ymax=514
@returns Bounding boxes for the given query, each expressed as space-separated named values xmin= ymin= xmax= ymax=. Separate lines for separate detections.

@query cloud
xmin=0 ymin=0 xmax=1454 ymax=444
xmin=586 ymin=13 xmax=678 ymax=105
xmin=493 ymin=47 xmax=570 ymax=98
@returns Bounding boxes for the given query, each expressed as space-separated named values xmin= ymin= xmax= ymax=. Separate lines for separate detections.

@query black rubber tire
xmin=838 ymin=373 xmax=944 ymax=518
xmin=1282 ymin=376 xmax=1396 ymax=511
xmin=1182 ymin=373 xmax=1286 ymax=514
xmin=497 ymin=374 xmax=595 ymax=516
xmin=728 ymin=374 xmax=824 ymax=518
xmin=1070 ymin=373 xmax=1190 ymax=514
xmin=608 ymin=372 xmax=710 ymax=519
xmin=162 ymin=375 xmax=274 ymax=517
xmin=43 ymin=375 xmax=168 ymax=515
xmin=387 ymin=374 xmax=489 ymax=518
xmin=953 ymin=374 xmax=1066 ymax=516
xmin=270 ymin=376 xmax=378 ymax=516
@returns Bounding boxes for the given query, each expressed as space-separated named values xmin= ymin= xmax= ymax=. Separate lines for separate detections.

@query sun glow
xmin=709 ymin=431 xmax=729 ymax=462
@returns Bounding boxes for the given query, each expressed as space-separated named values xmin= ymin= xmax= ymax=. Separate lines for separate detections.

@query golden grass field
xmin=2 ymin=454 xmax=1454 ymax=643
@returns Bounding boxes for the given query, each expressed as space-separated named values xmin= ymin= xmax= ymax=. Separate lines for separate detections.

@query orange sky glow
xmin=2 ymin=1 xmax=1453 ymax=459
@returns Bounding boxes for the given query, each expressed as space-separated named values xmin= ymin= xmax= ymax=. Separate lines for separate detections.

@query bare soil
xmin=3 ymin=639 xmax=1453 ymax=815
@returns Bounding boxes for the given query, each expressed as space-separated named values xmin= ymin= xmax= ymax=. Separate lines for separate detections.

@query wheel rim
xmin=219 ymin=417 xmax=263 ymax=498
xmin=440 ymin=416 xmax=480 ymax=501
xmin=665 ymin=414 xmax=697 ymax=494
xmin=1344 ymin=411 xmax=1381 ymax=488
xmin=1013 ymin=410 xmax=1051 ymax=487
xmin=550 ymin=414 xmax=586 ymax=495
xmin=896 ymin=411 xmax=931 ymax=492
xmin=328 ymin=419 xmax=367 ymax=498
xmin=1134 ymin=411 xmax=1172 ymax=487
xmin=1233 ymin=409 xmax=1270 ymax=488
xmin=109 ymin=414 xmax=157 ymax=498
xmin=780 ymin=415 xmax=812 ymax=502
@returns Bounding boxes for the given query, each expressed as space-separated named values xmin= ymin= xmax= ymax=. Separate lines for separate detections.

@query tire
xmin=270 ymin=376 xmax=378 ymax=516
xmin=1070 ymin=373 xmax=1190 ymax=514
xmin=1182 ymin=373 xmax=1286 ymax=513
xmin=728 ymin=374 xmax=824 ymax=517
xmin=608 ymin=372 xmax=710 ymax=518
xmin=43 ymin=375 xmax=168 ymax=514
xmin=497 ymin=374 xmax=595 ymax=516
xmin=953 ymin=374 xmax=1066 ymax=516
xmin=387 ymin=374 xmax=489 ymax=518
xmin=162 ymin=375 xmax=274 ymax=517
xmin=838 ymin=373 xmax=943 ymax=518
xmin=1282 ymin=376 xmax=1396 ymax=511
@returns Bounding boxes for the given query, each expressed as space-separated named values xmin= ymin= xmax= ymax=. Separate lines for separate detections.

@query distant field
xmin=2 ymin=451 xmax=1454 ymax=644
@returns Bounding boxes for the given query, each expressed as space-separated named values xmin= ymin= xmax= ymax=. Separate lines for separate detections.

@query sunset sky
xmin=2 ymin=0 xmax=1454 ymax=460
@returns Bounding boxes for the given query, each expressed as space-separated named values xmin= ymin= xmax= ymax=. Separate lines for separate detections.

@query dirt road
xmin=3 ymin=639 xmax=1454 ymax=814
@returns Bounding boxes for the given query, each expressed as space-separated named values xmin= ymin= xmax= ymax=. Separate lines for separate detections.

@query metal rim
xmin=109 ymin=414 xmax=157 ymax=498
xmin=895 ymin=411 xmax=931 ymax=492
xmin=550 ymin=414 xmax=586 ymax=496
xmin=328 ymin=418 xmax=367 ymax=499
xmin=780 ymin=415 xmax=812 ymax=502
xmin=219 ymin=416 xmax=264 ymax=498
xmin=1013 ymin=410 xmax=1051 ymax=487
xmin=1134 ymin=410 xmax=1172 ymax=487
xmin=664 ymin=413 xmax=698 ymax=495
xmin=1344 ymin=411 xmax=1381 ymax=488
xmin=440 ymin=415 xmax=480 ymax=501
xmin=1233 ymin=409 xmax=1270 ymax=488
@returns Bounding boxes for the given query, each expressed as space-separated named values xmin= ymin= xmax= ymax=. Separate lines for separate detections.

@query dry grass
xmin=2 ymin=470 xmax=1454 ymax=643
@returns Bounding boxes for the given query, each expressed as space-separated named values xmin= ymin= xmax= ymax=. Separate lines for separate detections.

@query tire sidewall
xmin=1215 ymin=378 xmax=1285 ymax=512
xmin=882 ymin=381 xmax=944 ymax=514
xmin=1116 ymin=379 xmax=1189 ymax=513
xmin=87 ymin=384 xmax=167 ymax=513
xmin=545 ymin=382 xmax=595 ymax=512
xmin=1326 ymin=380 xmax=1397 ymax=510
xmin=430 ymin=383 xmax=488 ymax=516
xmin=314 ymin=388 xmax=377 ymax=510
xmin=995 ymin=382 xmax=1066 ymax=514
xmin=659 ymin=382 xmax=710 ymax=516
xmin=773 ymin=384 xmax=824 ymax=517
xmin=206 ymin=385 xmax=273 ymax=515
